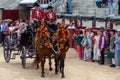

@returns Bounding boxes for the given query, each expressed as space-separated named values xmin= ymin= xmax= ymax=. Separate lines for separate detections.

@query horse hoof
xmin=61 ymin=75 xmax=65 ymax=78
xmin=49 ymin=67 xmax=53 ymax=71
xmin=36 ymin=67 xmax=39 ymax=70
xmin=55 ymin=72 xmax=58 ymax=75
xmin=41 ymin=75 xmax=45 ymax=78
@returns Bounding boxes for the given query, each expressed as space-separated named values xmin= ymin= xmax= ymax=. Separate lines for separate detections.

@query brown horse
xmin=35 ymin=46 xmax=53 ymax=77
xmin=50 ymin=26 xmax=70 ymax=78
xmin=34 ymin=21 xmax=53 ymax=77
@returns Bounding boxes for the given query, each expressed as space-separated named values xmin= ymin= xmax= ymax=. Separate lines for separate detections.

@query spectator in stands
xmin=118 ymin=0 xmax=120 ymax=16
xmin=108 ymin=0 xmax=115 ymax=17
xmin=114 ymin=29 xmax=120 ymax=69
xmin=73 ymin=30 xmax=84 ymax=60
xmin=109 ymin=30 xmax=116 ymax=67
xmin=68 ymin=0 xmax=72 ymax=14
xmin=102 ymin=0 xmax=107 ymax=7
xmin=96 ymin=0 xmax=102 ymax=8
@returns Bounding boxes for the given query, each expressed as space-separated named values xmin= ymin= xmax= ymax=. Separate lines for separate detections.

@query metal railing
xmin=39 ymin=0 xmax=51 ymax=4
xmin=48 ymin=0 xmax=60 ymax=6
xmin=9 ymin=0 xmax=21 ymax=9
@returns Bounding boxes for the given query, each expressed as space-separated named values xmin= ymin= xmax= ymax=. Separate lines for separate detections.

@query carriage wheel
xmin=21 ymin=46 xmax=26 ymax=68
xmin=3 ymin=36 xmax=11 ymax=63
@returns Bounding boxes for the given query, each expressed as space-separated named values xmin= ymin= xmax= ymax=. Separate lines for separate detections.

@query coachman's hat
xmin=33 ymin=2 xmax=39 ymax=7
xmin=47 ymin=5 xmax=53 ymax=9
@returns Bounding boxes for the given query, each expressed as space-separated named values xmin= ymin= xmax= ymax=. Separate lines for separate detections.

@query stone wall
xmin=72 ymin=0 xmax=118 ymax=17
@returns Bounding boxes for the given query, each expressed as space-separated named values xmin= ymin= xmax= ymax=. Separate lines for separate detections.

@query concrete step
xmin=73 ymin=7 xmax=118 ymax=17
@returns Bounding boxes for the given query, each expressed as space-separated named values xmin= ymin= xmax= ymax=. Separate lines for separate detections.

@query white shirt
xmin=95 ymin=35 xmax=100 ymax=47
xmin=49 ymin=13 xmax=53 ymax=19
xmin=67 ymin=25 xmax=76 ymax=29
xmin=37 ymin=11 xmax=40 ymax=18
xmin=9 ymin=26 xmax=15 ymax=32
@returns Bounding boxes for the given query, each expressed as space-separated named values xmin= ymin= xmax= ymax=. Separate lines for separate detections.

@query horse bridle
xmin=48 ymin=37 xmax=61 ymax=54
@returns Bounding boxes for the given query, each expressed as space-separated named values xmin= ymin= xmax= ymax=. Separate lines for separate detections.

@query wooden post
xmin=105 ymin=18 xmax=108 ymax=31
xmin=74 ymin=17 xmax=83 ymax=28
xmin=62 ymin=16 xmax=65 ymax=23
xmin=92 ymin=17 xmax=96 ymax=28
xmin=80 ymin=19 xmax=83 ymax=27
xmin=110 ymin=20 xmax=113 ymax=29
xmin=74 ymin=17 xmax=77 ymax=27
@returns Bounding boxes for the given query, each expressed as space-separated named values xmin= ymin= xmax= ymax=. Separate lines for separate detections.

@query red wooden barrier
xmin=59 ymin=15 xmax=116 ymax=50
xmin=2 ymin=10 xmax=19 ymax=21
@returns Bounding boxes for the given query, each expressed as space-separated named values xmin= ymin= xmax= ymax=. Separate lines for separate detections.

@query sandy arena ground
xmin=0 ymin=47 xmax=120 ymax=80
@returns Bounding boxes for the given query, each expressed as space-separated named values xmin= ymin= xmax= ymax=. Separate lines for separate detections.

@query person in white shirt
xmin=9 ymin=23 xmax=15 ymax=32
xmin=67 ymin=22 xmax=76 ymax=29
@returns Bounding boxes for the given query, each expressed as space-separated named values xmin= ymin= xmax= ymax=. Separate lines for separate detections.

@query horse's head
xmin=48 ymin=32 xmax=61 ymax=54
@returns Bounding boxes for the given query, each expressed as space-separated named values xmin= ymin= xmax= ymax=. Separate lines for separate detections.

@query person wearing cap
xmin=32 ymin=2 xmax=45 ymax=29
xmin=114 ymin=29 xmax=120 ymax=69
xmin=45 ymin=6 xmax=57 ymax=32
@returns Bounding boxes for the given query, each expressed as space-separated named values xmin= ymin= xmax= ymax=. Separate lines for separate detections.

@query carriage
xmin=3 ymin=27 xmax=35 ymax=68
xmin=3 ymin=20 xmax=69 ymax=78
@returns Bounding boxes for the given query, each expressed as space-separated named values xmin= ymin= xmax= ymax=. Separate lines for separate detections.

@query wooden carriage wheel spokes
xmin=3 ymin=36 xmax=11 ymax=63
xmin=21 ymin=46 xmax=26 ymax=69
xmin=3 ymin=49 xmax=11 ymax=63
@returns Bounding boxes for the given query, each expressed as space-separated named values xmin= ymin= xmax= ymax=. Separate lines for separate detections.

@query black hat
xmin=79 ymin=30 xmax=83 ymax=34
xmin=33 ymin=2 xmax=39 ymax=7
xmin=47 ymin=6 xmax=53 ymax=9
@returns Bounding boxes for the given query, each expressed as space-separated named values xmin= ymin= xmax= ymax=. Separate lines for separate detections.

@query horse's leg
xmin=60 ymin=50 xmax=67 ymax=78
xmin=59 ymin=57 xmax=62 ymax=73
xmin=36 ymin=60 xmax=39 ymax=69
xmin=41 ymin=57 xmax=45 ymax=77
xmin=34 ymin=47 xmax=39 ymax=69
xmin=36 ymin=54 xmax=40 ymax=69
xmin=54 ymin=55 xmax=58 ymax=74
xmin=61 ymin=58 xmax=65 ymax=78
xmin=48 ymin=55 xmax=53 ymax=71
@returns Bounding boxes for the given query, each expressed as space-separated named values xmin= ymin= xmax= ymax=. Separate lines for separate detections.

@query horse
xmin=50 ymin=25 xmax=70 ymax=78
xmin=34 ymin=21 xmax=53 ymax=77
